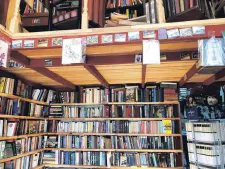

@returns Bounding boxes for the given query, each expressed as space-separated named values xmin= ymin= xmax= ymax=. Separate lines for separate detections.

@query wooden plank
xmin=48 ymin=133 xmax=181 ymax=136
xmin=48 ymin=117 xmax=181 ymax=121
xmin=142 ymin=64 xmax=147 ymax=88
xmin=0 ymin=93 xmax=49 ymax=105
xmin=83 ymin=65 xmax=109 ymax=88
xmin=0 ymin=149 xmax=44 ymax=163
xmin=32 ymin=67 xmax=75 ymax=89
xmin=47 ymin=148 xmax=183 ymax=153
xmin=203 ymin=68 xmax=225 ymax=85
xmin=0 ymin=114 xmax=46 ymax=120
xmin=179 ymin=63 xmax=201 ymax=86
xmin=12 ymin=18 xmax=225 ymax=38
xmin=10 ymin=51 xmax=31 ymax=67
xmin=0 ymin=133 xmax=46 ymax=141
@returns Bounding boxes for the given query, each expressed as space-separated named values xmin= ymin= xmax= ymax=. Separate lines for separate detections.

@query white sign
xmin=143 ymin=40 xmax=160 ymax=64
xmin=0 ymin=40 xmax=9 ymax=68
xmin=62 ymin=38 xmax=86 ymax=64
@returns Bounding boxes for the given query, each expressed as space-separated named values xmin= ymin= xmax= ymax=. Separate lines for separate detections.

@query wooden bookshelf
xmin=0 ymin=148 xmax=44 ymax=163
xmin=0 ymin=93 xmax=49 ymax=105
xmin=0 ymin=114 xmax=46 ymax=120
xmin=42 ymin=164 xmax=184 ymax=169
xmin=0 ymin=133 xmax=46 ymax=141
xmin=47 ymin=133 xmax=182 ymax=137
xmin=107 ymin=101 xmax=179 ymax=105
xmin=48 ymin=117 xmax=181 ymax=121
xmin=47 ymin=148 xmax=183 ymax=153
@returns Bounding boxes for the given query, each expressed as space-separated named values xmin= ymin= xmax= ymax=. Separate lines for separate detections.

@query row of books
xmin=188 ymin=143 xmax=222 ymax=156
xmin=32 ymin=89 xmax=54 ymax=103
xmin=46 ymin=150 xmax=177 ymax=167
xmin=24 ymin=0 xmax=49 ymax=14
xmin=0 ymin=97 xmax=49 ymax=117
xmin=0 ymin=77 xmax=32 ymax=97
xmin=107 ymin=0 xmax=143 ymax=8
xmin=57 ymin=104 xmax=176 ymax=119
xmin=57 ymin=135 xmax=175 ymax=150
xmin=163 ymin=0 xmax=197 ymax=19
xmin=0 ymin=136 xmax=45 ymax=159
xmin=0 ymin=152 xmax=42 ymax=169
xmin=0 ymin=120 xmax=48 ymax=136
xmin=56 ymin=120 xmax=174 ymax=134
xmin=53 ymin=9 xmax=78 ymax=25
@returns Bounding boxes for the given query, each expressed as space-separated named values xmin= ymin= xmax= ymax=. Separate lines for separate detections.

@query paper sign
xmin=0 ymin=40 xmax=9 ymax=68
xmin=62 ymin=38 xmax=86 ymax=64
xmin=143 ymin=40 xmax=160 ymax=64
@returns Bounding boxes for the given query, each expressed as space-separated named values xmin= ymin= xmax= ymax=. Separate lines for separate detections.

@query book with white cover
xmin=6 ymin=122 xmax=17 ymax=136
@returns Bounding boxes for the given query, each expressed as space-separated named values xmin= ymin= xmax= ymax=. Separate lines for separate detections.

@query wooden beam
xmin=179 ymin=63 xmax=201 ymax=86
xmin=83 ymin=65 xmax=109 ymax=88
xmin=203 ymin=68 xmax=225 ymax=85
xmin=142 ymin=64 xmax=146 ymax=88
xmin=32 ymin=67 xmax=75 ymax=89
xmin=10 ymin=51 xmax=31 ymax=67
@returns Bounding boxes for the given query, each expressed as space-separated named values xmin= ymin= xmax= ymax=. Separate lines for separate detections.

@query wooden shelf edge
xmin=43 ymin=164 xmax=183 ymax=169
xmin=47 ymin=133 xmax=182 ymax=137
xmin=33 ymin=164 xmax=45 ymax=169
xmin=0 ymin=148 xmax=44 ymax=163
xmin=49 ymin=117 xmax=181 ymax=121
xmin=0 ymin=93 xmax=49 ymax=105
xmin=0 ymin=133 xmax=46 ymax=141
xmin=47 ymin=148 xmax=183 ymax=153
xmin=0 ymin=114 xmax=46 ymax=120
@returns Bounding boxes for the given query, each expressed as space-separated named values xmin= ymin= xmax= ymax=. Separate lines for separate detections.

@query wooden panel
xmin=47 ymin=66 xmax=100 ymax=85
xmin=96 ymin=64 xmax=142 ymax=84
xmin=145 ymin=61 xmax=196 ymax=82
xmin=5 ymin=68 xmax=63 ymax=87
xmin=188 ymin=73 xmax=214 ymax=82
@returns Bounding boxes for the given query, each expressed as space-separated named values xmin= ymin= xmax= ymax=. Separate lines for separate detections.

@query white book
xmin=7 ymin=122 xmax=17 ymax=136
xmin=0 ymin=120 xmax=3 ymax=136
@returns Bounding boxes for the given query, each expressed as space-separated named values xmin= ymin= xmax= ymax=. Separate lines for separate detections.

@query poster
xmin=143 ymin=40 xmax=160 ymax=64
xmin=62 ymin=38 xmax=86 ymax=64
xmin=0 ymin=40 xmax=9 ymax=68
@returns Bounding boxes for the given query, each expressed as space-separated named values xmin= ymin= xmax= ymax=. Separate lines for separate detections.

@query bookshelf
xmin=2 ymin=16 xmax=225 ymax=169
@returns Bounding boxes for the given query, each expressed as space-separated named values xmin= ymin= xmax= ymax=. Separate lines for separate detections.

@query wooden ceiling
xmin=1 ymin=19 xmax=225 ymax=90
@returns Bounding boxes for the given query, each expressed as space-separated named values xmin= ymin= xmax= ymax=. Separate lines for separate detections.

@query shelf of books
xmin=0 ymin=74 xmax=183 ymax=168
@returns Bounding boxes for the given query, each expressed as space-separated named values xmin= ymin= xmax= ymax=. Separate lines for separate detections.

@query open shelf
xmin=0 ymin=148 xmax=44 ymax=163
xmin=0 ymin=93 xmax=49 ymax=105
xmin=0 ymin=133 xmax=46 ymax=141
xmin=0 ymin=114 xmax=46 ymax=120
xmin=48 ymin=133 xmax=182 ymax=137
xmin=48 ymin=117 xmax=181 ymax=121
xmin=46 ymin=148 xmax=183 ymax=153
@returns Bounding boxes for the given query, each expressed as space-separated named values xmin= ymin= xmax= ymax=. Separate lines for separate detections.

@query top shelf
xmin=0 ymin=93 xmax=179 ymax=106
xmin=0 ymin=93 xmax=49 ymax=105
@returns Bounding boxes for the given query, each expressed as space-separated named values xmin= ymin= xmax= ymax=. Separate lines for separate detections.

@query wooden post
xmin=81 ymin=0 xmax=88 ymax=30
xmin=7 ymin=0 xmax=21 ymax=33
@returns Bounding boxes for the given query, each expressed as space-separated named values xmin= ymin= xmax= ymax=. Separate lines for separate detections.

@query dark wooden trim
xmin=83 ymin=65 xmax=109 ymax=88
xmin=179 ymin=63 xmax=201 ymax=86
xmin=10 ymin=51 xmax=31 ymax=67
xmin=32 ymin=67 xmax=75 ymax=89
xmin=142 ymin=64 xmax=146 ymax=88
xmin=203 ymin=68 xmax=225 ymax=85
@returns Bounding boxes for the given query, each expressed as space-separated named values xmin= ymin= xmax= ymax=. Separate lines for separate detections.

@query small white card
xmin=143 ymin=40 xmax=160 ymax=64
xmin=62 ymin=38 xmax=86 ymax=64
xmin=192 ymin=26 xmax=205 ymax=35
xmin=12 ymin=40 xmax=22 ymax=49
xmin=0 ymin=40 xmax=9 ymax=68
xmin=167 ymin=29 xmax=180 ymax=39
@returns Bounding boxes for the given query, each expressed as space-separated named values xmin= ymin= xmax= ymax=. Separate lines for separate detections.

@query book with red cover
xmin=88 ymin=0 xmax=94 ymax=20
xmin=125 ymin=106 xmax=132 ymax=118
xmin=175 ymin=0 xmax=181 ymax=13
xmin=184 ymin=0 xmax=190 ymax=10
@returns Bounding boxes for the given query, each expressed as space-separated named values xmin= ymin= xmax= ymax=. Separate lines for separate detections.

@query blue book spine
xmin=65 ymin=152 xmax=69 ymax=164
xmin=12 ymin=100 xmax=18 ymax=115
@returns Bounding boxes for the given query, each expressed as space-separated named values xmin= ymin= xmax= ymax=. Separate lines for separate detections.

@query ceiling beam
xmin=10 ymin=52 xmax=75 ymax=89
xmin=84 ymin=65 xmax=109 ymax=88
xmin=32 ymin=67 xmax=75 ymax=89
xmin=179 ymin=63 xmax=201 ymax=86
xmin=142 ymin=64 xmax=146 ymax=88
xmin=203 ymin=68 xmax=225 ymax=85
xmin=10 ymin=51 xmax=30 ymax=67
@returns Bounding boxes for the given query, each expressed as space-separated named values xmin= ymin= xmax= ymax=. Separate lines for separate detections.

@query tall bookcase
xmin=0 ymin=84 xmax=184 ymax=168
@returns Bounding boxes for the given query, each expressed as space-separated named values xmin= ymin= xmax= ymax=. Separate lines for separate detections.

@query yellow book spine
xmin=0 ymin=78 xmax=6 ymax=93
xmin=180 ymin=0 xmax=184 ymax=12
xmin=126 ymin=9 xmax=129 ymax=18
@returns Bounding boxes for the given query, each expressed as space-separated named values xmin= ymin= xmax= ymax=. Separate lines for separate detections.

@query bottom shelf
xmin=41 ymin=164 xmax=184 ymax=169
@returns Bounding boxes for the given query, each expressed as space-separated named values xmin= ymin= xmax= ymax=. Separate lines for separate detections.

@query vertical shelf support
xmin=81 ymin=0 xmax=88 ymax=30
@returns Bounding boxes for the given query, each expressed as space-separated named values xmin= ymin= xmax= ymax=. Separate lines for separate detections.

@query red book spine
xmin=175 ymin=0 xmax=181 ymax=13
xmin=184 ymin=0 xmax=190 ymax=10
xmin=190 ymin=0 xmax=193 ymax=7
